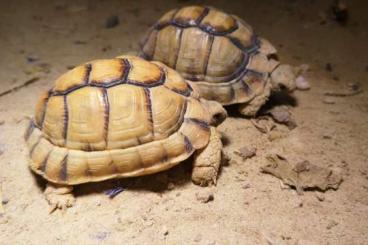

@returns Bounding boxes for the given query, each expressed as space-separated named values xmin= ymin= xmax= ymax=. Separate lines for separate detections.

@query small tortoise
xmin=24 ymin=55 xmax=226 ymax=210
xmin=140 ymin=6 xmax=296 ymax=116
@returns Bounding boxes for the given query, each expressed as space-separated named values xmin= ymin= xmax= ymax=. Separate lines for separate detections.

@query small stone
xmin=105 ymin=15 xmax=119 ymax=28
xmin=162 ymin=226 xmax=169 ymax=236
xmin=315 ymin=192 xmax=325 ymax=202
xmin=195 ymin=190 xmax=214 ymax=203
xmin=0 ymin=120 xmax=4 ymax=126
xmin=242 ymin=183 xmax=251 ymax=189
xmin=268 ymin=130 xmax=284 ymax=141
xmin=1 ymin=197 xmax=9 ymax=205
xmin=234 ymin=146 xmax=256 ymax=160
xmin=295 ymin=75 xmax=310 ymax=90
xmin=326 ymin=220 xmax=338 ymax=229
xmin=144 ymin=220 xmax=154 ymax=227
xmin=322 ymin=134 xmax=332 ymax=139
xmin=323 ymin=97 xmax=335 ymax=104
xmin=167 ymin=182 xmax=175 ymax=190
xmin=194 ymin=234 xmax=202 ymax=242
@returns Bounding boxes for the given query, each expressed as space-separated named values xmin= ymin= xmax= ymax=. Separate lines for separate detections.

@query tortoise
xmin=140 ymin=5 xmax=297 ymax=116
xmin=24 ymin=55 xmax=227 ymax=211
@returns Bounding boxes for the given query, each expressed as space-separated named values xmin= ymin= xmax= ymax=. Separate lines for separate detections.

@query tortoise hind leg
xmin=44 ymin=183 xmax=75 ymax=213
xmin=192 ymin=127 xmax=222 ymax=186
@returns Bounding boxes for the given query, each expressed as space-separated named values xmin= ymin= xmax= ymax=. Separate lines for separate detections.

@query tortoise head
xmin=270 ymin=64 xmax=297 ymax=92
xmin=200 ymin=99 xmax=227 ymax=126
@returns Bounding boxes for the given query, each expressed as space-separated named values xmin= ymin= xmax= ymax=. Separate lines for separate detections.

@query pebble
xmin=242 ymin=183 xmax=251 ymax=189
xmin=295 ymin=75 xmax=310 ymax=90
xmin=0 ymin=120 xmax=4 ymax=126
xmin=162 ymin=226 xmax=169 ymax=236
xmin=194 ymin=234 xmax=202 ymax=242
xmin=325 ymin=63 xmax=333 ymax=72
xmin=195 ymin=190 xmax=214 ymax=203
xmin=105 ymin=15 xmax=119 ymax=28
xmin=315 ymin=192 xmax=325 ymax=202
xmin=323 ymin=97 xmax=336 ymax=104
xmin=326 ymin=220 xmax=338 ymax=229
xmin=167 ymin=182 xmax=175 ymax=190
xmin=268 ymin=130 xmax=284 ymax=141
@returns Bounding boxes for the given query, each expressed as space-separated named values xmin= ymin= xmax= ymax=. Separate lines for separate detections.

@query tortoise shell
xmin=25 ymin=56 xmax=212 ymax=185
xmin=140 ymin=6 xmax=279 ymax=105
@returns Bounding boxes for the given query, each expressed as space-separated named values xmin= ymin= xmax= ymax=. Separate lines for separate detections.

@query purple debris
xmin=105 ymin=186 xmax=125 ymax=198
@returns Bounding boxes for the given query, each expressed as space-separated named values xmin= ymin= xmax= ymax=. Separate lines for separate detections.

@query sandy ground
xmin=0 ymin=0 xmax=368 ymax=244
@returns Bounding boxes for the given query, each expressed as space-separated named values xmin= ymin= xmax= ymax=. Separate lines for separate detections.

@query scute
xmin=200 ymin=8 xmax=237 ymax=33
xmin=173 ymin=6 xmax=205 ymax=25
xmin=26 ymin=57 xmax=212 ymax=185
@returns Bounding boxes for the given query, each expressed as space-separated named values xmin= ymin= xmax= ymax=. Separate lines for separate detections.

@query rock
xmin=268 ymin=130 xmax=285 ymax=141
xmin=1 ymin=197 xmax=8 ymax=205
xmin=261 ymin=155 xmax=343 ymax=194
xmin=162 ymin=226 xmax=169 ymax=236
xmin=325 ymin=63 xmax=333 ymax=72
xmin=326 ymin=220 xmax=338 ymax=230
xmin=105 ymin=15 xmax=119 ymax=28
xmin=0 ymin=120 xmax=4 ymax=126
xmin=315 ymin=192 xmax=325 ymax=202
xmin=266 ymin=106 xmax=297 ymax=130
xmin=194 ymin=234 xmax=202 ymax=242
xmin=167 ymin=182 xmax=175 ymax=190
xmin=295 ymin=75 xmax=310 ymax=90
xmin=322 ymin=97 xmax=335 ymax=104
xmin=234 ymin=146 xmax=256 ymax=160
xmin=195 ymin=190 xmax=214 ymax=203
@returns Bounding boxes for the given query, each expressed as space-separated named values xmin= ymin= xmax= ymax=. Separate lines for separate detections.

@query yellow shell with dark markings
xmin=25 ymin=56 xmax=212 ymax=185
xmin=140 ymin=6 xmax=279 ymax=105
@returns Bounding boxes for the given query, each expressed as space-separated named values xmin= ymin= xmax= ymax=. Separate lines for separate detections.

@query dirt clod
xmin=326 ymin=220 xmax=338 ymax=230
xmin=234 ymin=146 xmax=256 ymax=160
xmin=266 ymin=106 xmax=297 ymax=129
xmin=315 ymin=192 xmax=325 ymax=201
xmin=261 ymin=155 xmax=343 ymax=194
xmin=195 ymin=190 xmax=214 ymax=203
xmin=323 ymin=97 xmax=336 ymax=104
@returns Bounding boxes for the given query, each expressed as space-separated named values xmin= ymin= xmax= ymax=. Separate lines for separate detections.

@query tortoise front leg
xmin=238 ymin=81 xmax=272 ymax=117
xmin=44 ymin=183 xmax=75 ymax=213
xmin=192 ymin=127 xmax=222 ymax=186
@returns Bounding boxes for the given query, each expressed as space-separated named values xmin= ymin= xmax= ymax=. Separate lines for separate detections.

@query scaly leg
xmin=44 ymin=183 xmax=75 ymax=213
xmin=192 ymin=127 xmax=222 ymax=186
